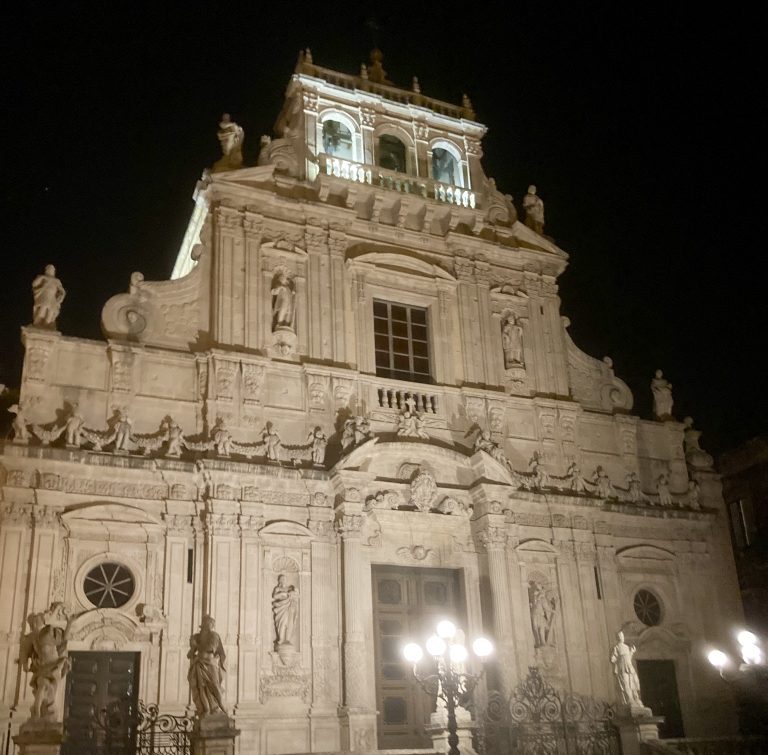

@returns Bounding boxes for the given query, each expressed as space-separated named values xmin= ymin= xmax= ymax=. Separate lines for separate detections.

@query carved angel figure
xmin=397 ymin=408 xmax=429 ymax=439
xmin=113 ymin=410 xmax=133 ymax=452
xmin=32 ymin=265 xmax=66 ymax=328
xmin=593 ymin=466 xmax=615 ymax=498
xmin=610 ymin=631 xmax=644 ymax=707
xmin=474 ymin=430 xmax=507 ymax=466
xmin=188 ymin=615 xmax=227 ymax=715
xmin=657 ymin=473 xmax=673 ymax=506
xmin=19 ymin=603 xmax=74 ymax=720
xmin=211 ymin=417 xmax=232 ymax=457
xmin=626 ymin=471 xmax=644 ymax=503
xmin=308 ymin=426 xmax=327 ymax=465
xmin=262 ymin=423 xmax=281 ymax=462
xmin=566 ymin=462 xmax=588 ymax=493
xmin=8 ymin=403 xmax=30 ymax=443
xmin=64 ymin=403 xmax=85 ymax=447
xmin=528 ymin=452 xmax=549 ymax=489
xmin=163 ymin=417 xmax=184 ymax=457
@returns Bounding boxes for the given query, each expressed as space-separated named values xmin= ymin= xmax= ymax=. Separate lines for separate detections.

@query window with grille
xmin=374 ymin=300 xmax=431 ymax=384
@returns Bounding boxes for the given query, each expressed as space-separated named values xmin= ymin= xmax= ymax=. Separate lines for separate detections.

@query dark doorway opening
xmin=637 ymin=659 xmax=685 ymax=738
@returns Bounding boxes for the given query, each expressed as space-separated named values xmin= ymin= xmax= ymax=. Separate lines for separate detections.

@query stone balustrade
xmin=371 ymin=380 xmax=440 ymax=415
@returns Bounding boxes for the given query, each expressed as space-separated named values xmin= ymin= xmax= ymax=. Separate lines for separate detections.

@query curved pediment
xmin=260 ymin=520 xmax=313 ymax=539
xmin=62 ymin=502 xmax=162 ymax=526
xmin=347 ymin=248 xmax=456 ymax=281
xmin=616 ymin=545 xmax=676 ymax=562
xmin=516 ymin=538 xmax=559 ymax=554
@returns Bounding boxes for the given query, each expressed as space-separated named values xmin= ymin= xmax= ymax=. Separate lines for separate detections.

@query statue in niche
xmin=523 ymin=185 xmax=545 ymax=234
xmin=211 ymin=417 xmax=233 ymax=457
xmin=651 ymin=369 xmax=674 ymax=420
xmin=566 ymin=461 xmax=588 ymax=493
xmin=215 ymin=113 xmax=244 ymax=170
xmin=656 ymin=473 xmax=673 ymax=506
xmin=308 ymin=426 xmax=327 ymax=465
xmin=32 ymin=265 xmax=66 ymax=329
xmin=63 ymin=403 xmax=85 ymax=447
xmin=187 ymin=615 xmax=227 ymax=716
xmin=610 ymin=631 xmax=644 ymax=708
xmin=271 ymin=271 xmax=296 ymax=332
xmin=19 ymin=604 xmax=73 ymax=721
xmin=626 ymin=471 xmax=644 ymax=503
xmin=529 ymin=581 xmax=557 ymax=648
xmin=261 ymin=422 xmax=281 ymax=462
xmin=272 ymin=574 xmax=299 ymax=647
xmin=501 ymin=314 xmax=524 ymax=368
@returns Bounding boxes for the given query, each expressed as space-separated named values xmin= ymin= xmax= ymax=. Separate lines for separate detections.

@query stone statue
xmin=211 ymin=417 xmax=233 ymax=457
xmin=682 ymin=417 xmax=714 ymax=470
xmin=523 ymin=185 xmax=545 ymax=234
xmin=626 ymin=471 xmax=644 ymax=503
xmin=651 ymin=370 xmax=674 ymax=420
xmin=63 ymin=403 xmax=85 ymax=447
xmin=262 ymin=422 xmax=281 ymax=462
xmin=31 ymin=265 xmax=66 ymax=329
xmin=19 ymin=603 xmax=73 ymax=721
xmin=474 ymin=429 xmax=507 ymax=465
xmin=610 ymin=631 xmax=644 ymax=707
xmin=593 ymin=466 xmax=615 ymax=498
xmin=342 ymin=415 xmax=373 ymax=451
xmin=501 ymin=314 xmax=524 ymax=368
xmin=187 ymin=615 xmax=227 ymax=716
xmin=528 ymin=452 xmax=549 ymax=489
xmin=272 ymin=574 xmax=299 ymax=647
xmin=163 ymin=417 xmax=184 ymax=457
xmin=113 ymin=410 xmax=132 ymax=453
xmin=530 ymin=581 xmax=557 ymax=648
xmin=397 ymin=406 xmax=429 ymax=439
xmin=215 ymin=113 xmax=244 ymax=171
xmin=308 ymin=426 xmax=327 ymax=465
xmin=566 ymin=462 xmax=588 ymax=493
xmin=271 ymin=272 xmax=295 ymax=332
xmin=657 ymin=473 xmax=673 ymax=506
xmin=8 ymin=403 xmax=30 ymax=443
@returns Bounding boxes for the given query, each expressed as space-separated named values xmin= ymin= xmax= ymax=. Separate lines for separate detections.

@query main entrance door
xmin=637 ymin=659 xmax=685 ymax=738
xmin=372 ymin=566 xmax=464 ymax=749
xmin=63 ymin=651 xmax=139 ymax=754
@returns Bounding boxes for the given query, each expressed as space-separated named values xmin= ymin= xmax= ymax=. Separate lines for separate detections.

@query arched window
xmin=378 ymin=134 xmax=408 ymax=173
xmin=431 ymin=146 xmax=461 ymax=187
xmin=322 ymin=120 xmax=354 ymax=160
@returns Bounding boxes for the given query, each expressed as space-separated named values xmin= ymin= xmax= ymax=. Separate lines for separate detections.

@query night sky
xmin=2 ymin=3 xmax=765 ymax=456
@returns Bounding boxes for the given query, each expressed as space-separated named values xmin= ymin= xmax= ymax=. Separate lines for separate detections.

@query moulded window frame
xmin=428 ymin=139 xmax=466 ymax=188
xmin=374 ymin=124 xmax=416 ymax=176
xmin=317 ymin=109 xmax=361 ymax=163
xmin=373 ymin=298 xmax=433 ymax=385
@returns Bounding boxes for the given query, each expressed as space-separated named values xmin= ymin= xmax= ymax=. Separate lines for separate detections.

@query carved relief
xmin=242 ymin=364 xmax=265 ymax=404
xmin=409 ymin=469 xmax=437 ymax=512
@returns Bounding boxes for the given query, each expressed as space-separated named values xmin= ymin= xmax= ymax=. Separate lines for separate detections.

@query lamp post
xmin=403 ymin=620 xmax=493 ymax=755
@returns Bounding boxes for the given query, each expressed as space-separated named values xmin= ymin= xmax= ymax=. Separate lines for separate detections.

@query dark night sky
xmin=2 ymin=2 xmax=765 ymax=455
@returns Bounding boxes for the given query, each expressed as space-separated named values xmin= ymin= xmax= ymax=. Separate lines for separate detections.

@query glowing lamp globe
xmin=472 ymin=637 xmax=494 ymax=658
xmin=707 ymin=649 xmax=728 ymax=669
xmin=737 ymin=630 xmax=758 ymax=647
xmin=449 ymin=643 xmax=469 ymax=664
xmin=403 ymin=642 xmax=424 ymax=664
xmin=742 ymin=643 xmax=763 ymax=665
xmin=436 ymin=620 xmax=457 ymax=640
xmin=426 ymin=635 xmax=447 ymax=657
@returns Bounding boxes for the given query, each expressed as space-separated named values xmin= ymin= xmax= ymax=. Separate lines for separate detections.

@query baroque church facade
xmin=0 ymin=51 xmax=742 ymax=753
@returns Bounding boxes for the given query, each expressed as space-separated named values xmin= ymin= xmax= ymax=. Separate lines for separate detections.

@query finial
xmin=368 ymin=47 xmax=389 ymax=84
xmin=412 ymin=76 xmax=421 ymax=94
xmin=462 ymin=93 xmax=473 ymax=110
xmin=305 ymin=47 xmax=313 ymax=64
xmin=360 ymin=63 xmax=369 ymax=80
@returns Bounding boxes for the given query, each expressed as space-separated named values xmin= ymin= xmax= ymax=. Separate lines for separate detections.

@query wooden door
xmin=63 ymin=651 xmax=140 ymax=754
xmin=637 ymin=659 xmax=685 ymax=738
xmin=372 ymin=566 xmax=464 ymax=749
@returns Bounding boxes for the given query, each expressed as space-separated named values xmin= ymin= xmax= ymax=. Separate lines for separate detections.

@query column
xmin=212 ymin=206 xmax=245 ymax=347
xmin=243 ymin=212 xmax=264 ymax=351
xmin=328 ymin=231 xmax=348 ymax=365
xmin=474 ymin=261 xmax=496 ymax=387
xmin=455 ymin=257 xmax=480 ymax=385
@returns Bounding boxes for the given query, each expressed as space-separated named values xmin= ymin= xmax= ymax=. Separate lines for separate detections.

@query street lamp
xmin=707 ymin=629 xmax=766 ymax=678
xmin=403 ymin=620 xmax=493 ymax=755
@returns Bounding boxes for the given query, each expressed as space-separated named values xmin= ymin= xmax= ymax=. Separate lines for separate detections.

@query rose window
xmin=83 ymin=562 xmax=135 ymax=608
xmin=633 ymin=589 xmax=662 ymax=626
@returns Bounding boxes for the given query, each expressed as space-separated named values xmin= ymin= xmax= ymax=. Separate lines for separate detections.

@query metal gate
xmin=63 ymin=699 xmax=193 ymax=755
xmin=483 ymin=667 xmax=621 ymax=755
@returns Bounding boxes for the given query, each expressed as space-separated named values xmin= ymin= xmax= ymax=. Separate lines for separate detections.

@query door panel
xmin=64 ymin=651 xmax=139 ymax=754
xmin=637 ymin=659 xmax=685 ymax=738
xmin=372 ymin=566 xmax=464 ymax=749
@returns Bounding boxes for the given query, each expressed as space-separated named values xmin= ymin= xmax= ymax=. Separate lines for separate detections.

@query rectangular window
xmin=187 ymin=548 xmax=194 ymax=584
xmin=373 ymin=300 xmax=431 ymax=384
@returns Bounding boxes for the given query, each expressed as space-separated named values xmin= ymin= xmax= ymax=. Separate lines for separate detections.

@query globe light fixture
xmin=402 ymin=621 xmax=495 ymax=755
xmin=741 ymin=643 xmax=763 ymax=665
xmin=738 ymin=630 xmax=758 ymax=648
xmin=708 ymin=649 xmax=728 ymax=669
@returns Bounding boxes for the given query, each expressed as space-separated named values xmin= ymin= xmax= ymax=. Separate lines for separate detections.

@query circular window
xmin=83 ymin=562 xmax=135 ymax=608
xmin=634 ymin=589 xmax=662 ymax=626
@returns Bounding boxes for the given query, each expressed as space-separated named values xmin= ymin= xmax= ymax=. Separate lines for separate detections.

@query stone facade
xmin=0 ymin=52 xmax=743 ymax=752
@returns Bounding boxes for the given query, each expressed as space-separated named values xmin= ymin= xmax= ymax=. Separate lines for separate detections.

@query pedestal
xmin=425 ymin=719 xmax=478 ymax=755
xmin=612 ymin=704 xmax=664 ymax=755
xmin=191 ymin=712 xmax=240 ymax=755
xmin=13 ymin=720 xmax=63 ymax=755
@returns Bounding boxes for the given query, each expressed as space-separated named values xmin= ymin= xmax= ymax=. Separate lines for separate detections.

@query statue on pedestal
xmin=214 ymin=114 xmax=244 ymax=172
xmin=651 ymin=370 xmax=674 ymax=420
xmin=19 ymin=603 xmax=73 ymax=722
xmin=610 ymin=631 xmax=644 ymax=708
xmin=31 ymin=265 xmax=66 ymax=329
xmin=272 ymin=574 xmax=299 ymax=649
xmin=188 ymin=615 xmax=227 ymax=716
xmin=523 ymin=185 xmax=545 ymax=234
